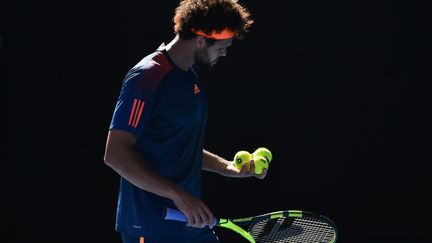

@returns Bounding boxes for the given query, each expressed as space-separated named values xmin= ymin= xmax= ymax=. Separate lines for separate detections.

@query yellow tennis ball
xmin=253 ymin=155 xmax=269 ymax=175
xmin=233 ymin=151 xmax=252 ymax=171
xmin=252 ymin=147 xmax=272 ymax=163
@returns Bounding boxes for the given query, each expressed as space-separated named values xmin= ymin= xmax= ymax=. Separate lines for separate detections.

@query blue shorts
xmin=120 ymin=228 xmax=220 ymax=243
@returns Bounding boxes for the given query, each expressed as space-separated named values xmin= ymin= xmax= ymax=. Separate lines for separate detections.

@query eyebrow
xmin=218 ymin=42 xmax=232 ymax=48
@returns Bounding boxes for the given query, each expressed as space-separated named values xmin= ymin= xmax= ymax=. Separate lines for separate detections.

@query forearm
xmin=202 ymin=149 xmax=230 ymax=176
xmin=105 ymin=146 xmax=180 ymax=200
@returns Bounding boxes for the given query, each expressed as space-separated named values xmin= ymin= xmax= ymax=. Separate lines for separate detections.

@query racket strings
xmin=249 ymin=216 xmax=336 ymax=243
xmin=260 ymin=218 xmax=279 ymax=237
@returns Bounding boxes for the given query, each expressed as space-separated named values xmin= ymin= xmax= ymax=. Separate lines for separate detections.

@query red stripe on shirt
xmin=128 ymin=99 xmax=138 ymax=126
xmin=134 ymin=101 xmax=145 ymax=128
xmin=132 ymin=100 xmax=142 ymax=128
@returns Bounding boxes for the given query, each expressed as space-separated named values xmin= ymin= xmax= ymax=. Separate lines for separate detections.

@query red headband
xmin=174 ymin=16 xmax=235 ymax=40
xmin=190 ymin=28 xmax=236 ymax=40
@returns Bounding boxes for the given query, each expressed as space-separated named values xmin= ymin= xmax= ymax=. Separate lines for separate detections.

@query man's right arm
xmin=103 ymin=129 xmax=214 ymax=228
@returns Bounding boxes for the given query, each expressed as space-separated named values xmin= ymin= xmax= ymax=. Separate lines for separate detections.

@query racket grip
xmin=164 ymin=208 xmax=188 ymax=222
xmin=163 ymin=208 xmax=218 ymax=226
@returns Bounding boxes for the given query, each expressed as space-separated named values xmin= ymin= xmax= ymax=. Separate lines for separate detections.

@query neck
xmin=165 ymin=35 xmax=195 ymax=71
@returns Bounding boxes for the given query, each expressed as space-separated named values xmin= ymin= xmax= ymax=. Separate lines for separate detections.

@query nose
xmin=219 ymin=48 xmax=227 ymax=57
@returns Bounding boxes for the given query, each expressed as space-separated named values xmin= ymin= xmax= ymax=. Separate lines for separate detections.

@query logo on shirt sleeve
xmin=194 ymin=83 xmax=200 ymax=94
xmin=128 ymin=98 xmax=145 ymax=128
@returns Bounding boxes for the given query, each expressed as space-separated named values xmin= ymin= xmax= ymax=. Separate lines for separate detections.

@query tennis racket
xmin=164 ymin=207 xmax=338 ymax=243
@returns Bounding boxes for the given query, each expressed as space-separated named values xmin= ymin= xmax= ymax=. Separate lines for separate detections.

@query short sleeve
xmin=109 ymin=71 xmax=159 ymax=138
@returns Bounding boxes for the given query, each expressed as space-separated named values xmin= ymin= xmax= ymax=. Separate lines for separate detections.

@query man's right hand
xmin=171 ymin=188 xmax=215 ymax=229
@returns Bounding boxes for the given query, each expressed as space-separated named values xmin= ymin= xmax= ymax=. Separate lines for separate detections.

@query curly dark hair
xmin=173 ymin=0 xmax=254 ymax=40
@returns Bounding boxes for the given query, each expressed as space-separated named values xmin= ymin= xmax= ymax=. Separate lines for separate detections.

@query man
xmin=104 ymin=0 xmax=264 ymax=242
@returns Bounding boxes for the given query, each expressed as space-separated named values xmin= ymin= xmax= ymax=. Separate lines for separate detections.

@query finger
xmin=208 ymin=214 xmax=215 ymax=228
xmin=196 ymin=207 xmax=208 ymax=228
xmin=198 ymin=203 xmax=212 ymax=228
xmin=249 ymin=160 xmax=255 ymax=176
xmin=184 ymin=206 xmax=202 ymax=228
xmin=193 ymin=204 xmax=209 ymax=228
xmin=240 ymin=161 xmax=248 ymax=175
xmin=233 ymin=164 xmax=241 ymax=173
xmin=202 ymin=205 xmax=214 ymax=228
xmin=258 ymin=169 xmax=267 ymax=179
xmin=193 ymin=211 xmax=203 ymax=228
xmin=185 ymin=212 xmax=195 ymax=227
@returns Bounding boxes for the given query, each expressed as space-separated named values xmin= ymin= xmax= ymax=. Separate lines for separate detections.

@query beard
xmin=194 ymin=50 xmax=217 ymax=71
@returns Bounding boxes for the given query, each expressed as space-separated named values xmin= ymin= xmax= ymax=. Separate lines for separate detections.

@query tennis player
xmin=104 ymin=0 xmax=263 ymax=242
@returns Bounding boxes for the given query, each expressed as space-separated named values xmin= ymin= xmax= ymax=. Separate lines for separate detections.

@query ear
xmin=195 ymin=36 xmax=207 ymax=48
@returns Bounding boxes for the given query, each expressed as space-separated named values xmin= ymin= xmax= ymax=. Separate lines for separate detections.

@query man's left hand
xmin=224 ymin=160 xmax=267 ymax=179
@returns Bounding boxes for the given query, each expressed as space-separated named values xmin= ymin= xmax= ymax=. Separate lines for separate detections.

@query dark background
xmin=3 ymin=0 xmax=429 ymax=242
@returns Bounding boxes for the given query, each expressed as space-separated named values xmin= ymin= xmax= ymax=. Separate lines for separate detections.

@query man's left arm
xmin=202 ymin=149 xmax=229 ymax=176
xmin=202 ymin=149 xmax=267 ymax=179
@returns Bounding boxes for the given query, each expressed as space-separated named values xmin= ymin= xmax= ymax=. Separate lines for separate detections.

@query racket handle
xmin=163 ymin=208 xmax=218 ymax=226
xmin=164 ymin=208 xmax=187 ymax=222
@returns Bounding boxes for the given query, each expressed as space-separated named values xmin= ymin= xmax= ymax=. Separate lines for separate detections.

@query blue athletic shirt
xmin=109 ymin=43 xmax=210 ymax=239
